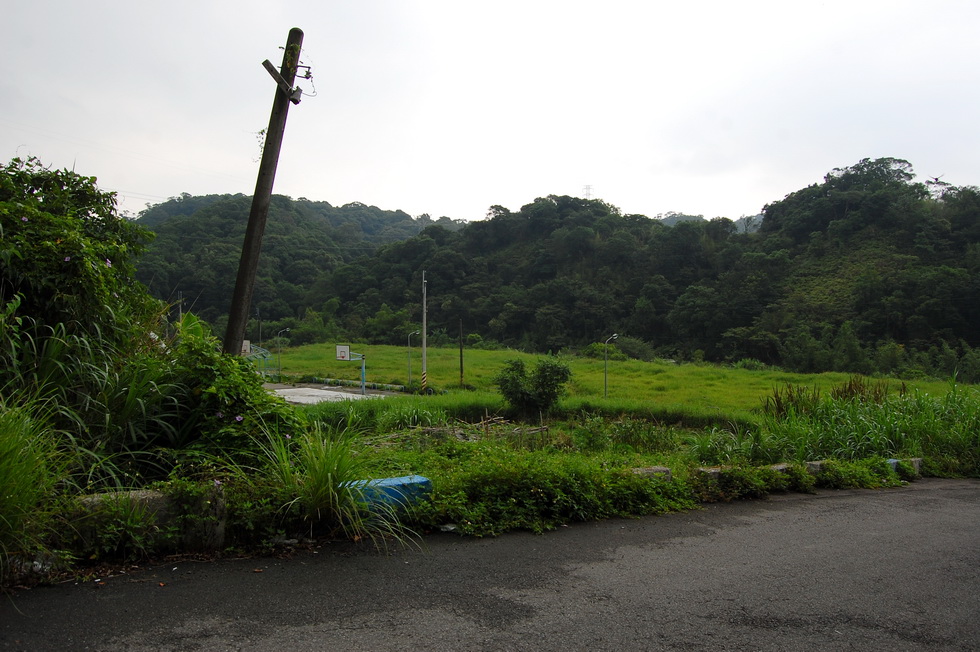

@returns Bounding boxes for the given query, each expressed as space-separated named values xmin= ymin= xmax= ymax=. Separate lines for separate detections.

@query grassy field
xmin=278 ymin=342 xmax=956 ymax=422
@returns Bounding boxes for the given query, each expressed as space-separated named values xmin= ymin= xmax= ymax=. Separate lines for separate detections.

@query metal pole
xmin=408 ymin=330 xmax=419 ymax=390
xmin=604 ymin=333 xmax=618 ymax=398
xmin=361 ymin=356 xmax=366 ymax=396
xmin=421 ymin=271 xmax=427 ymax=393
xmin=223 ymin=27 xmax=304 ymax=355
xmin=277 ymin=327 xmax=290 ymax=377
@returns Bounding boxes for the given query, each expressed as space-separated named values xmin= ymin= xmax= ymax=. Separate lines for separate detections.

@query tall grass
xmin=4 ymin=321 xmax=187 ymax=489
xmin=279 ymin=343 xmax=958 ymax=426
xmin=0 ymin=397 xmax=64 ymax=580
xmin=756 ymin=380 xmax=980 ymax=473
xmin=297 ymin=391 xmax=504 ymax=432
xmin=255 ymin=424 xmax=418 ymax=547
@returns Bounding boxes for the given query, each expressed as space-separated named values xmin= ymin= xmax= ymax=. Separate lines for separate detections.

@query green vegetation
xmin=277 ymin=342 xmax=955 ymax=424
xmin=0 ymin=158 xmax=408 ymax=583
xmin=0 ymin=399 xmax=64 ymax=572
xmin=3 ymin=155 xmax=979 ymax=589
xmin=254 ymin=424 xmax=416 ymax=546
xmin=493 ymin=357 xmax=572 ymax=418
xmin=135 ymin=194 xmax=465 ymax=327
xmin=293 ymin=382 xmax=967 ymax=536
xmin=138 ymin=157 xmax=980 ymax=383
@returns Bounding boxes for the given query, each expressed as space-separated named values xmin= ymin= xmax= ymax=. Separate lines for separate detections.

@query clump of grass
xmin=67 ymin=492 xmax=168 ymax=562
xmin=758 ymin=379 xmax=980 ymax=472
xmin=762 ymin=383 xmax=823 ymax=418
xmin=255 ymin=424 xmax=418 ymax=548
xmin=0 ymin=398 xmax=64 ymax=581
xmin=375 ymin=400 xmax=449 ymax=432
xmin=301 ymin=400 xmax=378 ymax=435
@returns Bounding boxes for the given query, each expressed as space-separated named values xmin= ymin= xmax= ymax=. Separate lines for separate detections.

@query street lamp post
xmin=408 ymin=330 xmax=420 ymax=390
xmin=604 ymin=333 xmax=618 ymax=398
xmin=277 ymin=328 xmax=290 ymax=378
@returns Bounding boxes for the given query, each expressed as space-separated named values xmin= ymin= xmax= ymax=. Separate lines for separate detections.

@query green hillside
xmin=135 ymin=193 xmax=465 ymax=323
xmin=135 ymin=157 xmax=980 ymax=381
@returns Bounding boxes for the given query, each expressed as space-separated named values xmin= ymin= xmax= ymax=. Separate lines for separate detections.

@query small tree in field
xmin=493 ymin=357 xmax=572 ymax=419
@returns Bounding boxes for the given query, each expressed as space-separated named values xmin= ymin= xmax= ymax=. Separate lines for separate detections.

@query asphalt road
xmin=2 ymin=479 xmax=978 ymax=651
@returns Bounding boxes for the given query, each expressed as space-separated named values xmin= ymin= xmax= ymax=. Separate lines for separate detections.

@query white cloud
xmin=2 ymin=0 xmax=979 ymax=219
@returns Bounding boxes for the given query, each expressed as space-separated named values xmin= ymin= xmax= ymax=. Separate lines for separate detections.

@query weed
xmin=813 ymin=459 xmax=903 ymax=489
xmin=68 ymin=492 xmax=170 ymax=562
xmin=375 ymin=401 xmax=449 ymax=432
xmin=405 ymin=442 xmax=696 ymax=536
xmin=255 ymin=424 xmax=418 ymax=548
xmin=0 ymin=399 xmax=64 ymax=581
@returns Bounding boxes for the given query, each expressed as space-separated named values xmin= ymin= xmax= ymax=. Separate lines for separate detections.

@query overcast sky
xmin=3 ymin=1 xmax=979 ymax=222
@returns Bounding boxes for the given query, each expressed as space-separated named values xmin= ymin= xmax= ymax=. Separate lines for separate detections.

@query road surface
xmin=2 ymin=479 xmax=978 ymax=651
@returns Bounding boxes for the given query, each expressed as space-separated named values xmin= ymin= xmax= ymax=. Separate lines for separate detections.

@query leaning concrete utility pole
xmin=223 ymin=27 xmax=304 ymax=355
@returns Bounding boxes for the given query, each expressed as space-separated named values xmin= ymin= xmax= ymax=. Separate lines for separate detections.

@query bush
xmin=67 ymin=493 xmax=169 ymax=562
xmin=613 ymin=336 xmax=656 ymax=361
xmin=493 ymin=357 xmax=572 ymax=419
xmin=732 ymin=358 xmax=768 ymax=371
xmin=689 ymin=464 xmax=815 ymax=502
xmin=417 ymin=443 xmax=696 ymax=536
xmin=814 ymin=458 xmax=903 ymax=489
xmin=579 ymin=342 xmax=629 ymax=361
xmin=0 ymin=157 xmax=158 ymax=351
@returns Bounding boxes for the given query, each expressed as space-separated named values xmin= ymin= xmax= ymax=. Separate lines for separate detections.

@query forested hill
xmin=134 ymin=193 xmax=465 ymax=323
xmin=299 ymin=158 xmax=980 ymax=380
xmin=134 ymin=158 xmax=980 ymax=380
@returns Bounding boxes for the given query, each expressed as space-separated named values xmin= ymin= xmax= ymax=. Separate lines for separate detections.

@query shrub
xmin=579 ymin=342 xmax=629 ymax=361
xmin=814 ymin=458 xmax=903 ymax=489
xmin=67 ymin=492 xmax=169 ymax=562
xmin=162 ymin=313 xmax=303 ymax=456
xmin=732 ymin=358 xmax=768 ymax=371
xmin=0 ymin=157 xmax=159 ymax=353
xmin=612 ymin=336 xmax=656 ymax=361
xmin=493 ymin=357 xmax=572 ymax=419
xmin=0 ymin=158 xmax=303 ymax=490
xmin=689 ymin=464 xmax=815 ymax=502
xmin=418 ymin=444 xmax=696 ymax=536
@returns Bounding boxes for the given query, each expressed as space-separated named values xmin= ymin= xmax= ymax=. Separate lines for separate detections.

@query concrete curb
xmin=688 ymin=457 xmax=924 ymax=480
xmin=70 ymin=459 xmax=924 ymax=558
xmin=631 ymin=458 xmax=925 ymax=484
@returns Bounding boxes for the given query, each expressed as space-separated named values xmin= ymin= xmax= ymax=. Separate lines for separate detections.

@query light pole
xmin=277 ymin=327 xmax=290 ymax=378
xmin=408 ymin=330 xmax=420 ymax=390
xmin=604 ymin=333 xmax=618 ymax=398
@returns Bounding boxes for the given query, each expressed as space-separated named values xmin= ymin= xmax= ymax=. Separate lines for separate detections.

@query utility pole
xmin=223 ymin=27 xmax=304 ymax=355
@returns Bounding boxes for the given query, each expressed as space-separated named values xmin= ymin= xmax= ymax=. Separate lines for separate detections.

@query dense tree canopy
xmin=0 ymin=158 xmax=300 ymax=484
xmin=135 ymin=194 xmax=465 ymax=326
xmin=133 ymin=158 xmax=980 ymax=381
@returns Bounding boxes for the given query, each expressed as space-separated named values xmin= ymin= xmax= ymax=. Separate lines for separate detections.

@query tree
xmin=0 ymin=157 xmax=299 ymax=485
xmin=493 ymin=357 xmax=572 ymax=418
xmin=0 ymin=157 xmax=158 ymax=348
